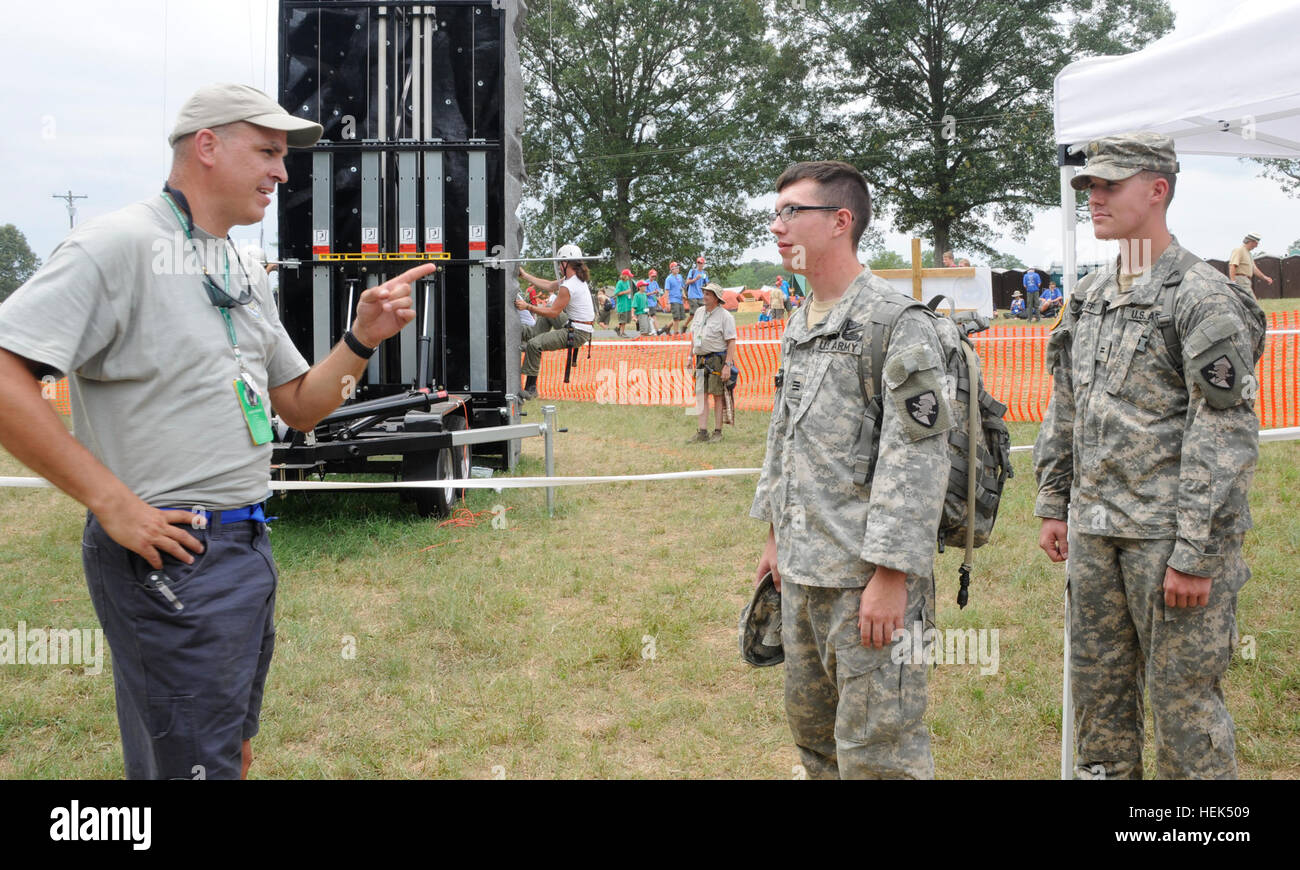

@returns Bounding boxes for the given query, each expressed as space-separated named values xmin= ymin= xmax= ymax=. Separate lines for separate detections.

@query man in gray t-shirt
xmin=0 ymin=83 xmax=434 ymax=779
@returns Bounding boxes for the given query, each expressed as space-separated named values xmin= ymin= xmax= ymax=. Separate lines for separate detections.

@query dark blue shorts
xmin=82 ymin=510 xmax=278 ymax=780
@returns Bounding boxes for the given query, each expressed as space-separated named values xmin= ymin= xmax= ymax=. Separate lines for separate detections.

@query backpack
xmin=850 ymin=292 xmax=1013 ymax=608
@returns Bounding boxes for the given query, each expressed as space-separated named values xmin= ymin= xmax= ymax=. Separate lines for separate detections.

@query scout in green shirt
xmin=614 ymin=269 xmax=634 ymax=336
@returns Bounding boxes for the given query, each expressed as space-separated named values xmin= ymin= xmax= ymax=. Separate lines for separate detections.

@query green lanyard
xmin=160 ymin=192 xmax=272 ymax=445
xmin=160 ymin=193 xmax=252 ymax=385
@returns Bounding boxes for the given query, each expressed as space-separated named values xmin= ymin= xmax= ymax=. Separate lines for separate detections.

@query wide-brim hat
xmin=702 ymin=282 xmax=726 ymax=302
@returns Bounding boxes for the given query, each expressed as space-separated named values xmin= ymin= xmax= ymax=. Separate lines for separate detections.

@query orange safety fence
xmin=47 ymin=378 xmax=71 ymax=416
xmin=536 ymin=321 xmax=786 ymax=411
xmin=41 ymin=313 xmax=1300 ymax=428
xmin=534 ymin=312 xmax=1300 ymax=427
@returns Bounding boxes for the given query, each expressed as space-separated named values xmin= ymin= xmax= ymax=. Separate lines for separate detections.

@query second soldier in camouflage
xmin=1034 ymin=132 xmax=1267 ymax=779
xmin=752 ymin=161 xmax=952 ymax=779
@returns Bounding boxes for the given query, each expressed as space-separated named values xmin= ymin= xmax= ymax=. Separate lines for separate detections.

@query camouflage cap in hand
xmin=739 ymin=572 xmax=783 ymax=667
xmin=1069 ymin=131 xmax=1179 ymax=191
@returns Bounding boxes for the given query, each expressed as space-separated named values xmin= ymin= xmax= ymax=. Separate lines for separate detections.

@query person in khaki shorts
xmin=1227 ymin=233 xmax=1273 ymax=294
xmin=686 ymin=282 xmax=736 ymax=442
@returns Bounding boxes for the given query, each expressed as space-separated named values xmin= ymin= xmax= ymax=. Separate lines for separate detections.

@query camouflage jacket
xmin=1033 ymin=237 xmax=1267 ymax=577
xmin=749 ymin=269 xmax=952 ymax=587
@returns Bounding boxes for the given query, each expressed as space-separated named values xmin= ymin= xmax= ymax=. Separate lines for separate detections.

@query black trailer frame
xmin=271 ymin=0 xmax=531 ymax=515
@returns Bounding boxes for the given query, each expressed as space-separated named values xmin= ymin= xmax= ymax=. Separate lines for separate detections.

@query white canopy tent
xmin=1050 ymin=0 xmax=1300 ymax=781
xmin=1053 ymin=0 xmax=1300 ymax=295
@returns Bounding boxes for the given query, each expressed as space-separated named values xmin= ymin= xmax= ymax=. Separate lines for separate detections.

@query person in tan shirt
xmin=1228 ymin=233 xmax=1273 ymax=292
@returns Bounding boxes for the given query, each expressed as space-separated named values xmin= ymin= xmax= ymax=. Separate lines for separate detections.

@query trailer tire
xmin=413 ymin=412 xmax=470 ymax=518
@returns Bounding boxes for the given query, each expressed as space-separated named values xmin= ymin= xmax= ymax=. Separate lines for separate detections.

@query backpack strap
xmin=1154 ymin=247 xmax=1203 ymax=373
xmin=852 ymin=294 xmax=928 ymax=486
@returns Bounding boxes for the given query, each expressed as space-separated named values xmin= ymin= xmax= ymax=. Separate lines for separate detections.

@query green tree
xmin=1255 ymin=159 xmax=1300 ymax=199
xmin=519 ymin=0 xmax=811 ymax=287
xmin=989 ymin=251 xmax=1026 ymax=269
xmin=796 ymin=0 xmax=1173 ymax=257
xmin=0 ymin=224 xmax=41 ymax=303
xmin=717 ymin=259 xmax=786 ymax=290
xmin=867 ymin=249 xmax=908 ymax=270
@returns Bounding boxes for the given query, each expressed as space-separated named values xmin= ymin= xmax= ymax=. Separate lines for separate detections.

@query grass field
xmin=2 ymin=401 xmax=1297 ymax=779
xmin=4 ymin=295 xmax=1298 ymax=778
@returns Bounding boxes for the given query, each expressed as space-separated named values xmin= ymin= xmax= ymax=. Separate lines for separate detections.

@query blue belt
xmin=164 ymin=503 xmax=271 ymax=524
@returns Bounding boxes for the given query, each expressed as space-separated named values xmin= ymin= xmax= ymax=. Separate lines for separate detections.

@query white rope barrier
xmin=3 ymin=428 xmax=1297 ymax=492
xmin=0 ymin=468 xmax=762 ymax=493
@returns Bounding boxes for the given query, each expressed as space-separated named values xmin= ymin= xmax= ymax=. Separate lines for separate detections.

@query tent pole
xmin=1060 ymin=164 xmax=1077 ymax=298
xmin=1057 ymin=152 xmax=1078 ymax=779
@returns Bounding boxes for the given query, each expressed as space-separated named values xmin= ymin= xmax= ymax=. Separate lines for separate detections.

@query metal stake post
xmin=542 ymin=404 xmax=557 ymax=517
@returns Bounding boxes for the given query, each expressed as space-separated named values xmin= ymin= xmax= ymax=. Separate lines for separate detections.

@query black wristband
xmin=343 ymin=329 xmax=376 ymax=359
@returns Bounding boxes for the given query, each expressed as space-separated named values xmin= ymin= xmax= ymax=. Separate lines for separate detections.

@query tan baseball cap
xmin=169 ymin=83 xmax=323 ymax=147
xmin=1070 ymin=131 xmax=1179 ymax=191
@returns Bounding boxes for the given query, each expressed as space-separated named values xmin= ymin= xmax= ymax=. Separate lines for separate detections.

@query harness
xmin=563 ymin=320 xmax=593 ymax=383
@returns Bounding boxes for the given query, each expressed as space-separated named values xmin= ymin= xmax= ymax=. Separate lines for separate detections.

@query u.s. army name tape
xmin=2 ymin=429 xmax=1297 ymax=492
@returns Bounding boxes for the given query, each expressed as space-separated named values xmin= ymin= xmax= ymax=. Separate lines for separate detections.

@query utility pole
xmin=52 ymin=190 xmax=88 ymax=229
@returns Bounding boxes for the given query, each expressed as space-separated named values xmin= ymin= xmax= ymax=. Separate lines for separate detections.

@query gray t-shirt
xmin=0 ymin=195 xmax=310 ymax=509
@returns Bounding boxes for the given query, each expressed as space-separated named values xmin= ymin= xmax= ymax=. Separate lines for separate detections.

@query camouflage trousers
xmin=1068 ymin=530 xmax=1246 ymax=780
xmin=781 ymin=577 xmax=933 ymax=780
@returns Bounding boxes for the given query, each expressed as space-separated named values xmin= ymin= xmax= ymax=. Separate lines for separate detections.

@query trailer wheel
xmin=413 ymin=412 xmax=470 ymax=518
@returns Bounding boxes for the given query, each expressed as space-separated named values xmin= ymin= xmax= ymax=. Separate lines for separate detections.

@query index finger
xmin=386 ymin=263 xmax=438 ymax=289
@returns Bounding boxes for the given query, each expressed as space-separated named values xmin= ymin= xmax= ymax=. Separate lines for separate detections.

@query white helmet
xmin=555 ymin=243 xmax=583 ymax=280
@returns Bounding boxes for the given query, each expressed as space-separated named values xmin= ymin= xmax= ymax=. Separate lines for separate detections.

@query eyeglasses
xmin=198 ymin=247 xmax=255 ymax=308
xmin=769 ymin=204 xmax=844 ymax=224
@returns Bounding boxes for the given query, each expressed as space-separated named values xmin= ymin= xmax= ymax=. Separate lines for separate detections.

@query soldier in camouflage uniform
xmin=751 ymin=161 xmax=953 ymax=779
xmin=1034 ymin=133 xmax=1267 ymax=780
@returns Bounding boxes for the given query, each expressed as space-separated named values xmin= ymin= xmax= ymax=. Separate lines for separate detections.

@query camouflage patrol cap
xmin=739 ymin=572 xmax=783 ymax=667
xmin=1069 ymin=131 xmax=1180 ymax=191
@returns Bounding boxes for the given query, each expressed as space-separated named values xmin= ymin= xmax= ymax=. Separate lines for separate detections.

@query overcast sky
xmin=2 ymin=0 xmax=1295 ymax=271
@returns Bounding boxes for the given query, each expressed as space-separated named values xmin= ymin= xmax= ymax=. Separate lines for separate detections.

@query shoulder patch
xmin=888 ymin=363 xmax=952 ymax=442
xmin=905 ymin=391 xmax=940 ymax=428
xmin=1200 ymin=355 xmax=1235 ymax=390
xmin=1187 ymin=334 xmax=1250 ymax=410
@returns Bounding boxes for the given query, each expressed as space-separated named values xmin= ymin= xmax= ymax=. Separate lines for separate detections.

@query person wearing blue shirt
xmin=1009 ymin=291 xmax=1026 ymax=319
xmin=1022 ymin=269 xmax=1043 ymax=323
xmin=646 ymin=268 xmax=662 ymax=317
xmin=1039 ymin=281 xmax=1063 ymax=319
xmin=686 ymin=256 xmax=708 ymax=317
xmin=664 ymin=261 xmax=686 ymax=334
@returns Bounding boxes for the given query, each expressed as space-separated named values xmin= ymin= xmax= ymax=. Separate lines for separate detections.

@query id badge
xmin=234 ymin=377 xmax=274 ymax=445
